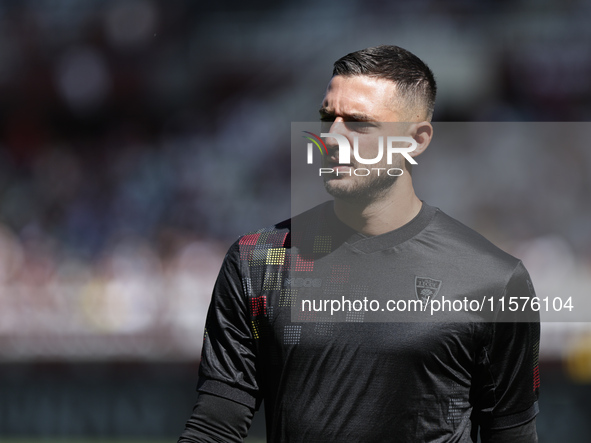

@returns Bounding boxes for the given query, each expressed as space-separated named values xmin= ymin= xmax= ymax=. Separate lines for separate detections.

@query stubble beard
xmin=323 ymin=169 xmax=400 ymax=204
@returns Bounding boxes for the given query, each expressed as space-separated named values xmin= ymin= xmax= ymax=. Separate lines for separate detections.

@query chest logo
xmin=415 ymin=276 xmax=442 ymax=302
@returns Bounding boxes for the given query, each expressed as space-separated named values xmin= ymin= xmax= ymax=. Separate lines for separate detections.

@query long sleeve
xmin=178 ymin=393 xmax=254 ymax=443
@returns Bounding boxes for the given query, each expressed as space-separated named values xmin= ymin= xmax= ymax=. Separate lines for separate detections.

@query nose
xmin=323 ymin=117 xmax=346 ymax=135
xmin=322 ymin=118 xmax=350 ymax=153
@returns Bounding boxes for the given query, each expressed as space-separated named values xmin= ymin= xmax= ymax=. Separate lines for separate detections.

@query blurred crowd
xmin=0 ymin=1 xmax=292 ymax=359
xmin=0 ymin=0 xmax=590 ymax=361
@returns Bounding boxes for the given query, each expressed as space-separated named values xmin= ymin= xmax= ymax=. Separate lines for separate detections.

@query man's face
xmin=319 ymin=75 xmax=410 ymax=202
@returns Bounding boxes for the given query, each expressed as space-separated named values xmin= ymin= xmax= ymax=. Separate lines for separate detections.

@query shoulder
xmin=235 ymin=220 xmax=291 ymax=252
xmin=426 ymin=205 xmax=522 ymax=273
xmin=234 ymin=201 xmax=333 ymax=251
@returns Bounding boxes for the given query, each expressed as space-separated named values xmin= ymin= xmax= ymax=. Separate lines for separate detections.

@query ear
xmin=408 ymin=121 xmax=433 ymax=159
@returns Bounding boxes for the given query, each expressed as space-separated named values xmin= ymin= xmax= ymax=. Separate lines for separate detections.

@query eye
xmin=347 ymin=122 xmax=375 ymax=133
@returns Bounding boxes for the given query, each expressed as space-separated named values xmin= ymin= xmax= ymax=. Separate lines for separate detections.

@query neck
xmin=333 ymin=179 xmax=422 ymax=236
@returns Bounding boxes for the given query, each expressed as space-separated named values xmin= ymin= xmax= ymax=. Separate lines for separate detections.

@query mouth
xmin=332 ymin=164 xmax=353 ymax=172
xmin=324 ymin=156 xmax=352 ymax=168
xmin=322 ymin=160 xmax=353 ymax=179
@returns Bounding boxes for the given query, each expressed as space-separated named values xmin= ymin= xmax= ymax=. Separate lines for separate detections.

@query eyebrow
xmin=318 ymin=107 xmax=375 ymax=122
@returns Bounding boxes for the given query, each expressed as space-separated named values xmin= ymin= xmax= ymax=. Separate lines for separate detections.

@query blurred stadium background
xmin=0 ymin=0 xmax=590 ymax=441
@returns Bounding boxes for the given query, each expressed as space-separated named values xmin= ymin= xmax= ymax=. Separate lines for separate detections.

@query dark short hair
xmin=333 ymin=45 xmax=437 ymax=120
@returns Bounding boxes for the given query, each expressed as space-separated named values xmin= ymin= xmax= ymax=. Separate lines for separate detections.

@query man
xmin=179 ymin=45 xmax=540 ymax=442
